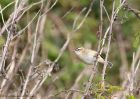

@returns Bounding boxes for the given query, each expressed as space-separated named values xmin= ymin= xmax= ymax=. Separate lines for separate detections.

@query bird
xmin=74 ymin=47 xmax=113 ymax=67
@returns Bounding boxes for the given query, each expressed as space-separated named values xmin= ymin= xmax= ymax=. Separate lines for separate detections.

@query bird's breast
xmin=80 ymin=54 xmax=96 ymax=64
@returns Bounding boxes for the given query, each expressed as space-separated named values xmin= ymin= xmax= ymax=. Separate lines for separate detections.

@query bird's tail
xmin=107 ymin=61 xmax=113 ymax=68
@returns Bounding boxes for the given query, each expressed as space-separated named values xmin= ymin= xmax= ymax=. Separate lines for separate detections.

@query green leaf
xmin=126 ymin=95 xmax=135 ymax=99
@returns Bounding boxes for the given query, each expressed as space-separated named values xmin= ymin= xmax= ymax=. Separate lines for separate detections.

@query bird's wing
xmin=90 ymin=50 xmax=99 ymax=57
xmin=90 ymin=50 xmax=105 ymax=63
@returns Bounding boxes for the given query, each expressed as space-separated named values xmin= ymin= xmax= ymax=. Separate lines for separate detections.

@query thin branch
xmin=0 ymin=0 xmax=28 ymax=35
xmin=72 ymin=7 xmax=87 ymax=30
xmin=0 ymin=1 xmax=15 ymax=13
xmin=101 ymin=0 xmax=115 ymax=89
xmin=19 ymin=1 xmax=45 ymax=98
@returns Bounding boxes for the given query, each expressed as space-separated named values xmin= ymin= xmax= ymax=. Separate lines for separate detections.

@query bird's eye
xmin=75 ymin=48 xmax=81 ymax=51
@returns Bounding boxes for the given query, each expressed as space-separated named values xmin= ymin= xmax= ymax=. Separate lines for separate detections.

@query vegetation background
xmin=0 ymin=0 xmax=140 ymax=99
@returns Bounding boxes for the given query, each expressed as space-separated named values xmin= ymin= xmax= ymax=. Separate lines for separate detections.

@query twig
xmin=0 ymin=1 xmax=15 ymax=13
xmin=83 ymin=0 xmax=105 ymax=97
xmin=122 ymin=46 xmax=140 ymax=98
xmin=83 ymin=0 xmax=127 ymax=98
xmin=19 ymin=1 xmax=45 ymax=99
xmin=65 ymin=67 xmax=91 ymax=99
xmin=72 ymin=7 xmax=87 ymax=30
xmin=101 ymin=0 xmax=115 ymax=89
xmin=11 ymin=10 xmax=41 ymax=40
xmin=0 ymin=39 xmax=18 ymax=95
xmin=48 ymin=89 xmax=84 ymax=99
xmin=0 ymin=0 xmax=28 ymax=35
xmin=0 ymin=0 xmax=20 ymax=72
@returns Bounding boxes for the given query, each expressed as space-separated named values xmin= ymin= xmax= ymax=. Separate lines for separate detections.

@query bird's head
xmin=74 ymin=47 xmax=85 ymax=57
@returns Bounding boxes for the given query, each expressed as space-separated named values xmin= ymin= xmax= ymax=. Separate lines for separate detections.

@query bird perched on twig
xmin=74 ymin=47 xmax=113 ymax=67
